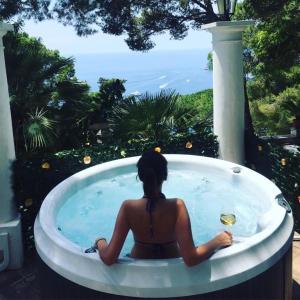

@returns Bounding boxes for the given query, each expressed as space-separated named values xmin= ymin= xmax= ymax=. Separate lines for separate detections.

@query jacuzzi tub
xmin=34 ymin=155 xmax=294 ymax=298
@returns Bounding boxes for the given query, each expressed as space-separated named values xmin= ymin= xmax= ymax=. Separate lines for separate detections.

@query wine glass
xmin=220 ymin=203 xmax=236 ymax=233
xmin=220 ymin=212 xmax=236 ymax=228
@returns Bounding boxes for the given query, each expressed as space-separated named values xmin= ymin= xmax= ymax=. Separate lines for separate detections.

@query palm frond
xmin=23 ymin=107 xmax=57 ymax=150
xmin=109 ymin=90 xmax=198 ymax=142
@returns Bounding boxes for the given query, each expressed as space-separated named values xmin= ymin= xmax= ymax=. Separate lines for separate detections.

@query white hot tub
xmin=34 ymin=155 xmax=293 ymax=298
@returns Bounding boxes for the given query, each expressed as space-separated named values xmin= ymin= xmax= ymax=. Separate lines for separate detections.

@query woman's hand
xmin=96 ymin=238 xmax=108 ymax=252
xmin=212 ymin=231 xmax=233 ymax=249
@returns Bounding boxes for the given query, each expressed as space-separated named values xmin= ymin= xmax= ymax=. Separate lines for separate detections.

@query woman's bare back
xmin=126 ymin=197 xmax=178 ymax=242
xmin=126 ymin=197 xmax=180 ymax=259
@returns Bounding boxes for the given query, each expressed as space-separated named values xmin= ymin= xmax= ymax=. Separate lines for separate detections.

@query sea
xmin=73 ymin=49 xmax=212 ymax=96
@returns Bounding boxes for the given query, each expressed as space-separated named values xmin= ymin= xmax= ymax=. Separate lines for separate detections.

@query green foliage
xmin=53 ymin=0 xmax=219 ymax=49
xmin=253 ymin=141 xmax=300 ymax=231
xmin=179 ymin=89 xmax=213 ymax=121
xmin=23 ymin=108 xmax=57 ymax=151
xmin=250 ymin=84 xmax=300 ymax=135
xmin=13 ymin=131 xmax=218 ymax=252
xmin=207 ymin=52 xmax=213 ymax=71
xmin=0 ymin=1 xmax=50 ymax=21
xmin=237 ymin=0 xmax=299 ymax=84
xmin=4 ymin=31 xmax=129 ymax=153
xmin=108 ymin=90 xmax=202 ymax=144
xmin=97 ymin=78 xmax=126 ymax=121
xmin=4 ymin=30 xmax=90 ymax=153
xmin=234 ymin=0 xmax=300 ymax=135
xmin=0 ymin=1 xmax=223 ymax=51
xmin=4 ymin=31 xmax=75 ymax=111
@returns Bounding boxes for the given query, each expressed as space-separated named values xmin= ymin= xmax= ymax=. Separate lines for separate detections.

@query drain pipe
xmin=0 ymin=22 xmax=23 ymax=270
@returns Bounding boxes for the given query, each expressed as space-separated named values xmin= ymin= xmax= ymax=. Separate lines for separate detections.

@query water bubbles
xmin=79 ymin=205 xmax=93 ymax=216
xmin=201 ymin=177 xmax=209 ymax=184
xmin=193 ymin=185 xmax=201 ymax=192
xmin=192 ymin=177 xmax=210 ymax=194
xmin=56 ymin=169 xmax=265 ymax=255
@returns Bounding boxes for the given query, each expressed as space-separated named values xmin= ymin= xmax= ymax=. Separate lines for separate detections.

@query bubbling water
xmin=56 ymin=169 xmax=267 ymax=256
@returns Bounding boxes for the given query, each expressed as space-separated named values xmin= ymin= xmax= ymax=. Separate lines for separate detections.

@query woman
xmin=96 ymin=150 xmax=232 ymax=266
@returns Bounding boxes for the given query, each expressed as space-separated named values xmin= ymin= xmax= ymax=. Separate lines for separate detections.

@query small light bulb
xmin=83 ymin=155 xmax=92 ymax=164
xmin=280 ymin=158 xmax=286 ymax=166
xmin=154 ymin=147 xmax=161 ymax=153
xmin=258 ymin=145 xmax=263 ymax=151
xmin=41 ymin=162 xmax=50 ymax=169
xmin=185 ymin=142 xmax=193 ymax=149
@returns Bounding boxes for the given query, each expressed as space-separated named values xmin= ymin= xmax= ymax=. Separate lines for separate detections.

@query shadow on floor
xmin=0 ymin=252 xmax=40 ymax=300
xmin=293 ymin=280 xmax=300 ymax=300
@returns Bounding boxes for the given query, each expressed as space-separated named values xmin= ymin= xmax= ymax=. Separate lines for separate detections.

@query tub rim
xmin=34 ymin=154 xmax=294 ymax=297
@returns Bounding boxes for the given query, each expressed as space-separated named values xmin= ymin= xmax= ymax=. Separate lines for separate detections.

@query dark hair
xmin=137 ymin=150 xmax=168 ymax=237
xmin=137 ymin=150 xmax=167 ymax=203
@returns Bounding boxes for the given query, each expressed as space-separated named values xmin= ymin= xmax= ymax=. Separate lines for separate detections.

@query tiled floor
xmin=1 ymin=236 xmax=300 ymax=300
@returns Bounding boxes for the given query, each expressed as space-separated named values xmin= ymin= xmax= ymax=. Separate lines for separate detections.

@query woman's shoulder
xmin=121 ymin=198 xmax=144 ymax=209
xmin=164 ymin=198 xmax=186 ymax=211
xmin=166 ymin=198 xmax=185 ymax=205
xmin=122 ymin=198 xmax=186 ymax=211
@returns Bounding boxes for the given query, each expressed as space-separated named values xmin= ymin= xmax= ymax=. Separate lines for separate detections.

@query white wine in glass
xmin=220 ymin=213 xmax=236 ymax=226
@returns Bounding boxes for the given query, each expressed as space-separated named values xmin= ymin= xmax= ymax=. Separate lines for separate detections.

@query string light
xmin=83 ymin=155 xmax=92 ymax=164
xmin=154 ymin=147 xmax=161 ymax=153
xmin=41 ymin=162 xmax=50 ymax=169
xmin=280 ymin=158 xmax=286 ymax=166
xmin=258 ymin=145 xmax=263 ymax=151
xmin=186 ymin=141 xmax=193 ymax=149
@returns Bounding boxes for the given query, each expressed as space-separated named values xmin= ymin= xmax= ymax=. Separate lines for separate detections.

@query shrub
xmin=247 ymin=141 xmax=300 ymax=231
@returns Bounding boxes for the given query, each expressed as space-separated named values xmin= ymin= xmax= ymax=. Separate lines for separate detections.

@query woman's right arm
xmin=175 ymin=199 xmax=232 ymax=267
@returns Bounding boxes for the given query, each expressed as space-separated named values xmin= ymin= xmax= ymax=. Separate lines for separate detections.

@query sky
xmin=23 ymin=19 xmax=212 ymax=56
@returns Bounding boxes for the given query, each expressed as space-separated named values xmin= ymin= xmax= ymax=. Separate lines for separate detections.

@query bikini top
xmin=134 ymin=239 xmax=177 ymax=257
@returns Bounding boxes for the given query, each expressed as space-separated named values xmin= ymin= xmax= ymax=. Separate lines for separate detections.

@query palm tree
xmin=23 ymin=108 xmax=57 ymax=151
xmin=108 ymin=90 xmax=199 ymax=144
xmin=4 ymin=31 xmax=90 ymax=154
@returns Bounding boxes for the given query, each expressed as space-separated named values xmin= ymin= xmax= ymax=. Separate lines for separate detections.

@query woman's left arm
xmin=97 ymin=200 xmax=130 ymax=265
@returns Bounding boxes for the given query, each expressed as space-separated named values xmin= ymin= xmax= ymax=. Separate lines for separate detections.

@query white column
xmin=0 ymin=22 xmax=23 ymax=270
xmin=0 ymin=23 xmax=16 ymax=223
xmin=202 ymin=21 xmax=254 ymax=165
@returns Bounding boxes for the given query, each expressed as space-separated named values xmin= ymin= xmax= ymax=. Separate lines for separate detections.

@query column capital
xmin=202 ymin=21 xmax=255 ymax=33
xmin=202 ymin=21 xmax=255 ymax=43
xmin=0 ymin=22 xmax=14 ymax=38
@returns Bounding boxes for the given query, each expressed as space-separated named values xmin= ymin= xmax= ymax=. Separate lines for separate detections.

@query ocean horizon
xmin=73 ymin=48 xmax=213 ymax=95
